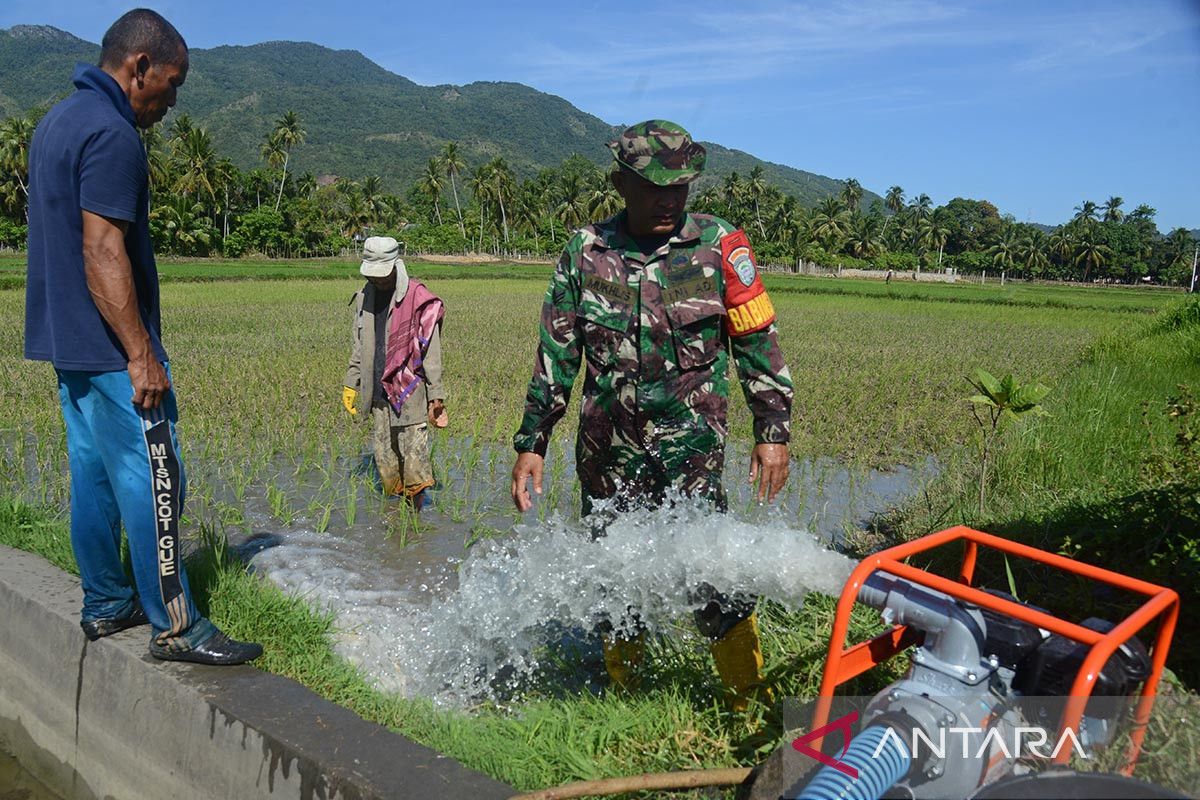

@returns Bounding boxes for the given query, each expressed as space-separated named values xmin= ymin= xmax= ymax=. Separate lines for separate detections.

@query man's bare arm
xmin=81 ymin=209 xmax=169 ymax=409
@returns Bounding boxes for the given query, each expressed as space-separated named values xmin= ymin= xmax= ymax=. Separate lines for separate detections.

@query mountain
xmin=0 ymin=24 xmax=876 ymax=206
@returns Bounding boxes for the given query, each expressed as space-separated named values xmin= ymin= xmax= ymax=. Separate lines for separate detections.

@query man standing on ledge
xmin=23 ymin=9 xmax=261 ymax=665
xmin=510 ymin=120 xmax=793 ymax=708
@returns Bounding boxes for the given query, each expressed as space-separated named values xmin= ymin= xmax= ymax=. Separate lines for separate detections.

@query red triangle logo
xmin=791 ymin=710 xmax=860 ymax=779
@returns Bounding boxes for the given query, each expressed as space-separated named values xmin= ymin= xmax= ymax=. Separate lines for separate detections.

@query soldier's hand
xmin=749 ymin=443 xmax=790 ymax=503
xmin=511 ymin=452 xmax=544 ymax=512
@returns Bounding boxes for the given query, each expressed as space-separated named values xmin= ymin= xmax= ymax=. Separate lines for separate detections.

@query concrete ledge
xmin=0 ymin=545 xmax=514 ymax=800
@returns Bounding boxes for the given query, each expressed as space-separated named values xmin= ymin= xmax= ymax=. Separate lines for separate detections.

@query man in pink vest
xmin=343 ymin=237 xmax=447 ymax=509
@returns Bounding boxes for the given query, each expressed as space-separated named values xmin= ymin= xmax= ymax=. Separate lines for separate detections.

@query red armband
xmin=721 ymin=229 xmax=776 ymax=336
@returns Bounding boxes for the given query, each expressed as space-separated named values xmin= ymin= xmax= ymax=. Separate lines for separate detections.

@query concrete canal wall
xmin=0 ymin=545 xmax=513 ymax=800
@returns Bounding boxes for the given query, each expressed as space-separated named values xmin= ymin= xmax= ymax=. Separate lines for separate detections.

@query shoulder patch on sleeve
xmin=720 ymin=229 xmax=775 ymax=336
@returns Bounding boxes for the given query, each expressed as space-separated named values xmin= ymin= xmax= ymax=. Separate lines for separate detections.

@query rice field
xmin=0 ymin=265 xmax=1164 ymax=514
xmin=1 ymin=261 xmax=1196 ymax=796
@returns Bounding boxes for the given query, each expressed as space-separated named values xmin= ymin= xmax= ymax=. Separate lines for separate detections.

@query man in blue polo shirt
xmin=24 ymin=9 xmax=261 ymax=665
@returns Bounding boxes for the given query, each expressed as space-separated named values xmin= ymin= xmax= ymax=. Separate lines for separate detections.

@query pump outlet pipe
xmin=795 ymin=725 xmax=912 ymax=800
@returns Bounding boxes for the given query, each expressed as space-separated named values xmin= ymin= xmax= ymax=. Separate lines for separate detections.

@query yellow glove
xmin=342 ymin=386 xmax=359 ymax=415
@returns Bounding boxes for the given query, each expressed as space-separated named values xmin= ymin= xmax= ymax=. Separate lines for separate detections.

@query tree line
xmin=0 ymin=108 xmax=1195 ymax=285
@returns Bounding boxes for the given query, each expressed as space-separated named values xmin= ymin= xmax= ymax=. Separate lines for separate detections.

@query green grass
xmin=880 ymin=295 xmax=1200 ymax=682
xmin=0 ymin=254 xmax=553 ymax=289
xmin=762 ymin=272 xmax=1181 ymax=313
xmin=1 ymin=261 xmax=1197 ymax=795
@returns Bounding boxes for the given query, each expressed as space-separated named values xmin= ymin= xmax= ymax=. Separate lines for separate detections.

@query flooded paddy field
xmin=4 ymin=270 xmax=1184 ymax=791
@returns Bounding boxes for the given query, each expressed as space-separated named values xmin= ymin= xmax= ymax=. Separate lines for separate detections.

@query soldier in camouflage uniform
xmin=510 ymin=121 xmax=794 ymax=709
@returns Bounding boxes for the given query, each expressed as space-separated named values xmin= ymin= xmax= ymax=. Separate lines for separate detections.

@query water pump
xmin=791 ymin=525 xmax=1181 ymax=800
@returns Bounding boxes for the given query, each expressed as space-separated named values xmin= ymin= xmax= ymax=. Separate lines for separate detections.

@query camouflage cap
xmin=607 ymin=120 xmax=707 ymax=187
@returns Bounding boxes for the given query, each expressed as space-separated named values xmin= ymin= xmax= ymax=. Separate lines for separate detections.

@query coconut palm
xmin=840 ymin=178 xmax=863 ymax=215
xmin=469 ymin=164 xmax=492 ymax=250
xmin=846 ymin=213 xmax=883 ymax=259
xmin=919 ymin=207 xmax=952 ymax=271
xmin=359 ymin=175 xmax=390 ymax=230
xmin=0 ymin=114 xmax=34 ymax=220
xmin=746 ymin=166 xmax=768 ymax=237
xmin=150 ymin=196 xmax=213 ymax=256
xmin=268 ymin=110 xmax=306 ymax=211
xmin=441 ymin=141 xmax=467 ymax=237
xmin=554 ymin=172 xmax=589 ymax=233
xmin=485 ymin=157 xmax=515 ymax=245
xmin=259 ymin=132 xmax=286 ymax=203
xmin=1072 ymin=199 xmax=1099 ymax=227
xmin=908 ymin=193 xmax=933 ymax=223
xmin=986 ymin=225 xmax=1020 ymax=273
xmin=585 ymin=170 xmax=622 ymax=220
xmin=1073 ymin=234 xmax=1112 ymax=281
xmin=885 ymin=186 xmax=905 ymax=215
xmin=140 ymin=125 xmax=172 ymax=191
xmin=721 ymin=172 xmax=744 ymax=221
xmin=1018 ymin=230 xmax=1049 ymax=278
xmin=1102 ymin=196 xmax=1124 ymax=223
xmin=171 ymin=126 xmax=220 ymax=209
xmin=810 ymin=196 xmax=850 ymax=252
xmin=418 ymin=157 xmax=445 ymax=224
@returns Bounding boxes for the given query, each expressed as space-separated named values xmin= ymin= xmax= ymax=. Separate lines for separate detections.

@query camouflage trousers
xmin=579 ymin=433 xmax=754 ymax=642
xmin=370 ymin=404 xmax=434 ymax=498
xmin=577 ymin=417 xmax=727 ymax=519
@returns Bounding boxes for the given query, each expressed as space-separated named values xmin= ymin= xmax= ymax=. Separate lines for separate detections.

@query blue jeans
xmin=57 ymin=367 xmax=215 ymax=650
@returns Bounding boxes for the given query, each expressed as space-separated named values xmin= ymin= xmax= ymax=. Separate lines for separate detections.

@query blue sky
xmin=4 ymin=0 xmax=1198 ymax=230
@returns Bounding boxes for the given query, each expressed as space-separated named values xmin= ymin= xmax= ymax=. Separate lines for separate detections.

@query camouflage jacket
xmin=513 ymin=212 xmax=793 ymax=462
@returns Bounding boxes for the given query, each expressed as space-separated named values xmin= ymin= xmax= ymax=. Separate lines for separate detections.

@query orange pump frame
xmin=812 ymin=525 xmax=1180 ymax=773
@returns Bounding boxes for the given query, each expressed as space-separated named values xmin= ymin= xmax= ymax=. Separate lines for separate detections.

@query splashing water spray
xmin=253 ymin=493 xmax=855 ymax=705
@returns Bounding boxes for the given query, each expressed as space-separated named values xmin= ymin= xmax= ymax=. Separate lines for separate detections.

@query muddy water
xmin=245 ymin=440 xmax=934 ymax=705
xmin=0 ymin=749 xmax=61 ymax=800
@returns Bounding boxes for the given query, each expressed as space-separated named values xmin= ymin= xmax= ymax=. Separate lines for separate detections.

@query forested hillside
xmin=0 ymin=24 xmax=861 ymax=204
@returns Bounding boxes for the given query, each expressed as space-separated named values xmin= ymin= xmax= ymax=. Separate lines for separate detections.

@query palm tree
xmin=1072 ymin=199 xmax=1099 ymax=227
xmin=1102 ymin=196 xmax=1124 ymax=223
xmin=919 ymin=207 xmax=952 ymax=271
xmin=1163 ymin=228 xmax=1195 ymax=271
xmin=1018 ymin=229 xmax=1049 ymax=278
xmin=418 ymin=157 xmax=445 ymax=224
xmin=585 ymin=169 xmax=622 ymax=220
xmin=511 ymin=183 xmax=543 ymax=250
xmin=840 ymin=178 xmax=863 ymax=215
xmin=269 ymin=110 xmax=306 ymax=212
xmin=485 ymin=157 xmax=515 ymax=245
xmin=846 ymin=213 xmax=883 ymax=259
xmin=359 ymin=175 xmax=390 ymax=231
xmin=259 ymin=132 xmax=286 ymax=205
xmin=986 ymin=225 xmax=1020 ymax=274
xmin=554 ymin=172 xmax=589 ymax=234
xmin=810 ymin=196 xmax=850 ymax=252
xmin=746 ymin=166 xmax=768 ymax=237
xmin=150 ymin=196 xmax=213 ymax=256
xmin=441 ymin=141 xmax=467 ymax=237
xmin=140 ymin=125 xmax=172 ymax=191
xmin=885 ymin=186 xmax=905 ymax=215
xmin=882 ymin=185 xmax=904 ymax=234
xmin=1073 ymin=234 xmax=1112 ymax=281
xmin=0 ymin=114 xmax=35 ymax=220
xmin=908 ymin=193 xmax=933 ymax=223
xmin=172 ymin=126 xmax=219 ymax=209
xmin=168 ymin=113 xmax=194 ymax=142
xmin=469 ymin=164 xmax=492 ymax=251
xmin=721 ymin=172 xmax=744 ymax=221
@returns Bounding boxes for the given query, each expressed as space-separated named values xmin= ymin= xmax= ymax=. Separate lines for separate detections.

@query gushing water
xmin=252 ymin=494 xmax=854 ymax=706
